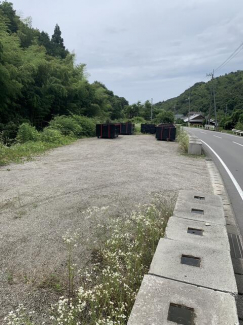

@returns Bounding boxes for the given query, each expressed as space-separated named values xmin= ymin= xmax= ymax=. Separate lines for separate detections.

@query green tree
xmin=0 ymin=1 xmax=19 ymax=33
xmin=51 ymin=24 xmax=68 ymax=58
xmin=0 ymin=2 xmax=130 ymax=133
xmin=154 ymin=110 xmax=174 ymax=124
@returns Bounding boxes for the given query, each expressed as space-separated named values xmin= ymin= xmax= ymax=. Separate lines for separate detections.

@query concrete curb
xmin=206 ymin=159 xmax=243 ymax=323
xmin=128 ymin=275 xmax=238 ymax=325
xmin=128 ymin=189 xmax=239 ymax=324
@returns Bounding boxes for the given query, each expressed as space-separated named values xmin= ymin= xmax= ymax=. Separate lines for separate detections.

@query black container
xmin=96 ymin=124 xmax=119 ymax=139
xmin=120 ymin=123 xmax=134 ymax=135
xmin=114 ymin=123 xmax=122 ymax=134
xmin=141 ymin=124 xmax=156 ymax=134
xmin=156 ymin=123 xmax=176 ymax=141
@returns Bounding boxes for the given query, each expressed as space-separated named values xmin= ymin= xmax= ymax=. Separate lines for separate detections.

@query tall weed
xmin=176 ymin=126 xmax=189 ymax=153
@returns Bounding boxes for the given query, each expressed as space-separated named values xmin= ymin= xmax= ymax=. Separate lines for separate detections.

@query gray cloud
xmin=12 ymin=0 xmax=243 ymax=103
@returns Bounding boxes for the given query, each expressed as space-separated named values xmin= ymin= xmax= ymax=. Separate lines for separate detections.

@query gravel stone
xmin=0 ymin=135 xmax=212 ymax=322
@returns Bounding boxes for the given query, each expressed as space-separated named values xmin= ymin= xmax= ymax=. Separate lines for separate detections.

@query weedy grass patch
xmin=176 ymin=126 xmax=189 ymax=154
xmin=4 ymin=195 xmax=174 ymax=325
xmin=0 ymin=116 xmax=97 ymax=166
xmin=134 ymin=123 xmax=142 ymax=134
xmin=0 ymin=137 xmax=75 ymax=166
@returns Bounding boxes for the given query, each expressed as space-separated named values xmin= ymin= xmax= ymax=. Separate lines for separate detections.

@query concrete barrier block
xmin=174 ymin=200 xmax=225 ymax=225
xmin=165 ymin=216 xmax=230 ymax=251
xmin=176 ymin=190 xmax=223 ymax=207
xmin=232 ymin=258 xmax=243 ymax=275
xmin=149 ymin=238 xmax=237 ymax=294
xmin=235 ymin=274 xmax=243 ymax=294
xmin=128 ymin=275 xmax=238 ymax=325
xmin=236 ymin=295 xmax=243 ymax=320
xmin=188 ymin=141 xmax=202 ymax=155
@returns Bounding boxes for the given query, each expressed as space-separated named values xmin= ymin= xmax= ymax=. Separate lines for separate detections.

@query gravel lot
xmin=0 ymin=135 xmax=213 ymax=322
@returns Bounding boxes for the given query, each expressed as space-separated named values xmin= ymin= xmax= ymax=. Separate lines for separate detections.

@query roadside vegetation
xmin=176 ymin=126 xmax=189 ymax=153
xmin=0 ymin=116 xmax=97 ymax=166
xmin=219 ymin=109 xmax=243 ymax=131
xmin=4 ymin=195 xmax=174 ymax=325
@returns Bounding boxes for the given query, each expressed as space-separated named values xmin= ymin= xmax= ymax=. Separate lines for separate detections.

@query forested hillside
xmin=0 ymin=1 xmax=128 ymax=131
xmin=154 ymin=71 xmax=243 ymax=120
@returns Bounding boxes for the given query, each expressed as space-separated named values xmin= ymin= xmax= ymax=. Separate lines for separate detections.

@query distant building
xmin=184 ymin=113 xmax=205 ymax=126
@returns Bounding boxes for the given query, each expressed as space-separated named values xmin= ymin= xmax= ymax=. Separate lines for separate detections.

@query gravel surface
xmin=0 ymin=135 xmax=213 ymax=322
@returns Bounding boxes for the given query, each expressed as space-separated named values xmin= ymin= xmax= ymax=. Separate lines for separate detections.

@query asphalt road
xmin=185 ymin=127 xmax=243 ymax=237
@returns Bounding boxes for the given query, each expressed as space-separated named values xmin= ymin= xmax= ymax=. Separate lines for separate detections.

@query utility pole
xmin=187 ymin=90 xmax=191 ymax=127
xmin=208 ymin=84 xmax=213 ymax=124
xmin=207 ymin=70 xmax=218 ymax=130
xmin=151 ymin=98 xmax=153 ymax=121
xmin=173 ymin=103 xmax=176 ymax=113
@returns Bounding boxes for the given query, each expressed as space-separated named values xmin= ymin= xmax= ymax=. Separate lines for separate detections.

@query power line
xmin=214 ymin=42 xmax=243 ymax=73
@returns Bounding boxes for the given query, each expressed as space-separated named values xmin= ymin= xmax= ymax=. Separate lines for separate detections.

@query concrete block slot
xmin=191 ymin=208 xmax=204 ymax=215
xmin=194 ymin=195 xmax=205 ymax=200
xmin=181 ymin=255 xmax=201 ymax=267
xmin=187 ymin=227 xmax=203 ymax=236
xmin=167 ymin=303 xmax=195 ymax=325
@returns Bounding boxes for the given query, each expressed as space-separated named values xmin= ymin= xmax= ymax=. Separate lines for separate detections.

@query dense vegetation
xmin=0 ymin=1 xmax=129 ymax=142
xmin=154 ymin=71 xmax=243 ymax=129
xmin=1 ymin=0 xmax=242 ymax=151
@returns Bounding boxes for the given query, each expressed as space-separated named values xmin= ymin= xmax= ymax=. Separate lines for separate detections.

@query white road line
xmin=213 ymin=135 xmax=222 ymax=139
xmin=201 ymin=140 xmax=243 ymax=201
xmin=213 ymin=131 xmax=243 ymax=139
xmin=233 ymin=141 xmax=243 ymax=148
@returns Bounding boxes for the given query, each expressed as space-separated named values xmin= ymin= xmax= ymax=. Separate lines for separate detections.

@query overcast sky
xmin=10 ymin=0 xmax=243 ymax=104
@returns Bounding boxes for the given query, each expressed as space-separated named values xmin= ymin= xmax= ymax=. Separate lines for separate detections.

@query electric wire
xmin=214 ymin=42 xmax=243 ymax=73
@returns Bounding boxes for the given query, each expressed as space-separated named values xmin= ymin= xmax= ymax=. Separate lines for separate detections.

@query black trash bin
xmin=141 ymin=124 xmax=156 ymax=134
xmin=96 ymin=124 xmax=119 ymax=139
xmin=156 ymin=124 xmax=176 ymax=141
xmin=114 ymin=123 xmax=122 ymax=135
xmin=120 ymin=123 xmax=134 ymax=135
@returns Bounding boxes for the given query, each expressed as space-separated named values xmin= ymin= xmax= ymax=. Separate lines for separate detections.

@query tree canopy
xmin=0 ymin=1 xmax=129 ymax=132
xmin=154 ymin=71 xmax=243 ymax=122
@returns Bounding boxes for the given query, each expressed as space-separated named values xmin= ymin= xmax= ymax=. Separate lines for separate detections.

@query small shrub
xmin=235 ymin=121 xmax=243 ymax=131
xmin=40 ymin=128 xmax=64 ymax=143
xmin=131 ymin=116 xmax=146 ymax=124
xmin=49 ymin=116 xmax=82 ymax=137
xmin=224 ymin=119 xmax=234 ymax=130
xmin=0 ymin=122 xmax=19 ymax=146
xmin=16 ymin=123 xmax=40 ymax=143
xmin=72 ymin=115 xmax=96 ymax=137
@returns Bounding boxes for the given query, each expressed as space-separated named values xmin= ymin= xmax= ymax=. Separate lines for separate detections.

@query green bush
xmin=40 ymin=127 xmax=65 ymax=143
xmin=72 ymin=115 xmax=96 ymax=137
xmin=0 ymin=122 xmax=19 ymax=146
xmin=16 ymin=123 xmax=40 ymax=143
xmin=224 ymin=119 xmax=234 ymax=130
xmin=154 ymin=110 xmax=174 ymax=124
xmin=131 ymin=116 xmax=146 ymax=124
xmin=49 ymin=116 xmax=82 ymax=137
xmin=235 ymin=122 xmax=243 ymax=131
